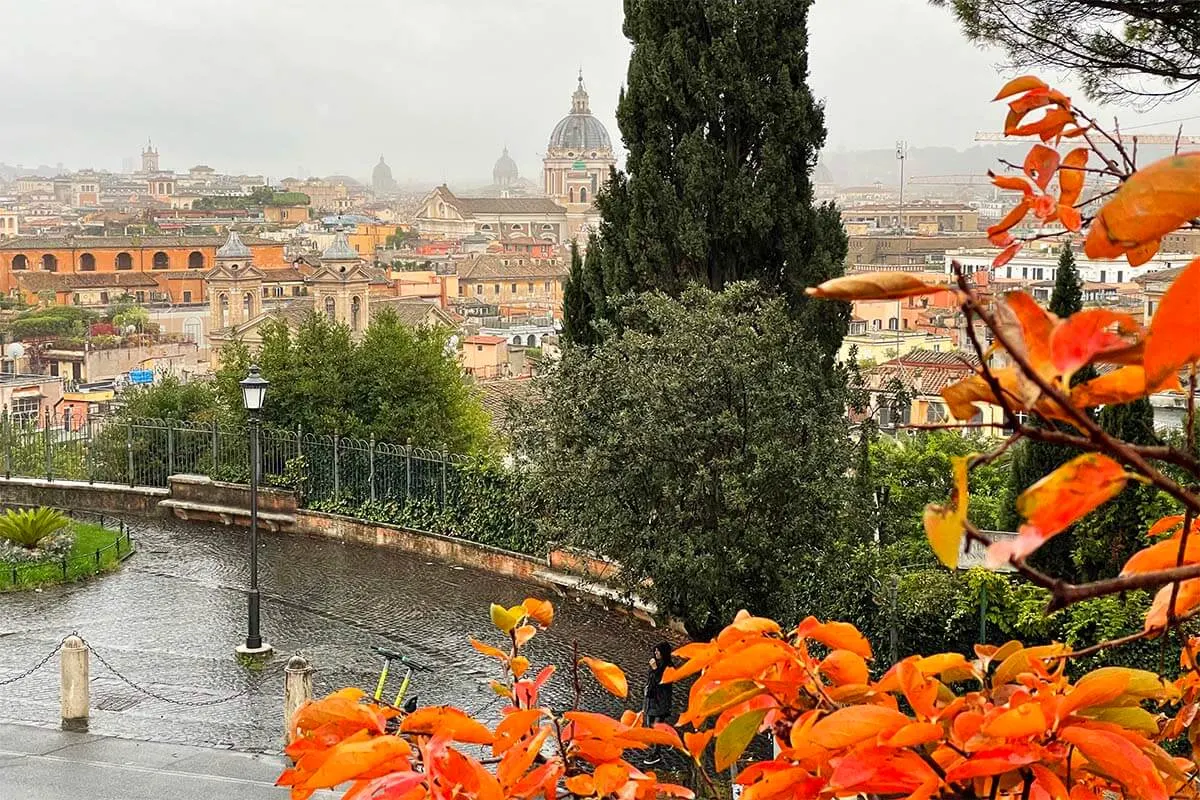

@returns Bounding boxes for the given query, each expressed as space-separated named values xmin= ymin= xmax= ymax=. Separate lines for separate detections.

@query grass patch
xmin=0 ymin=521 xmax=132 ymax=591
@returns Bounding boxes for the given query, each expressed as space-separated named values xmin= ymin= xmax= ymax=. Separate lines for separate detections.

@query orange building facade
xmin=0 ymin=235 xmax=288 ymax=305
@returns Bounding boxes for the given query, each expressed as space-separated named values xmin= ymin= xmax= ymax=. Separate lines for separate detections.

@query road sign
xmin=129 ymin=369 xmax=154 ymax=385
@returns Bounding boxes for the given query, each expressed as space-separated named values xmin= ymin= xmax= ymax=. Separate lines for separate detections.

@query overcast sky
xmin=5 ymin=0 xmax=1200 ymax=184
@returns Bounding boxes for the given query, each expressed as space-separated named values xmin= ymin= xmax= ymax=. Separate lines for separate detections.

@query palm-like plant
xmin=0 ymin=507 xmax=71 ymax=549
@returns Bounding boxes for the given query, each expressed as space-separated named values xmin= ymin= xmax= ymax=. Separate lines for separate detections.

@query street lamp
xmin=237 ymin=364 xmax=272 ymax=657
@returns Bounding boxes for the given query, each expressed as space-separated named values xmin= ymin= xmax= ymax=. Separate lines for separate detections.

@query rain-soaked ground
xmin=0 ymin=517 xmax=669 ymax=753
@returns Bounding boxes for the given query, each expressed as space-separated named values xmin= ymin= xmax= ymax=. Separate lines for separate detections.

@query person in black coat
xmin=643 ymin=641 xmax=674 ymax=764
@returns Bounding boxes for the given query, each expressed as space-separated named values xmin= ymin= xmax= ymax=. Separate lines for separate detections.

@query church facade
xmin=541 ymin=73 xmax=617 ymax=240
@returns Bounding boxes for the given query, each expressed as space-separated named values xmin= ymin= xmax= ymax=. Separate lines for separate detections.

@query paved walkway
xmin=0 ymin=721 xmax=339 ymax=800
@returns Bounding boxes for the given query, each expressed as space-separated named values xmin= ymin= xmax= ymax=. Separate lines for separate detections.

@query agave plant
xmin=0 ymin=507 xmax=71 ymax=549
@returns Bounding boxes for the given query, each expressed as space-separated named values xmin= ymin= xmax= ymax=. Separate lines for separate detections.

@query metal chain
xmin=84 ymin=640 xmax=285 ymax=708
xmin=0 ymin=639 xmax=64 ymax=687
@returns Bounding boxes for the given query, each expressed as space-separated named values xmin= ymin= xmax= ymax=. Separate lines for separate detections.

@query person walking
xmin=643 ymin=641 xmax=674 ymax=765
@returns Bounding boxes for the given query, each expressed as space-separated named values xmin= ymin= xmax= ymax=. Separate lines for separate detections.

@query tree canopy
xmin=570 ymin=0 xmax=848 ymax=352
xmin=519 ymin=283 xmax=854 ymax=637
xmin=932 ymin=1 xmax=1200 ymax=102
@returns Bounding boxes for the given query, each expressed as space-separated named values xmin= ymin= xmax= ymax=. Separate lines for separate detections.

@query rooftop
xmin=465 ymin=335 xmax=507 ymax=345
xmin=457 ymin=254 xmax=567 ymax=281
xmin=0 ymin=234 xmax=280 ymax=251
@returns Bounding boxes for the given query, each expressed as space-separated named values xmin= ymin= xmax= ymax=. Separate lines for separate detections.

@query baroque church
xmin=414 ymin=73 xmax=617 ymax=245
xmin=204 ymin=231 xmax=454 ymax=368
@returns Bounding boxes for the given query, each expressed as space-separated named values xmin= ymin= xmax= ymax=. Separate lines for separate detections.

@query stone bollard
xmin=284 ymin=654 xmax=313 ymax=743
xmin=60 ymin=635 xmax=89 ymax=732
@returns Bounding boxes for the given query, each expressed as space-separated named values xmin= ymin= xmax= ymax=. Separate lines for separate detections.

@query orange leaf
xmin=594 ymin=762 xmax=630 ymax=796
xmin=471 ymin=639 xmax=508 ymax=660
xmin=1058 ymin=204 xmax=1082 ymax=232
xmin=995 ymin=75 xmax=1049 ymax=101
xmin=514 ymin=625 xmax=537 ymax=648
xmin=1063 ymin=668 xmax=1131 ymax=714
xmin=996 ymin=291 xmax=1057 ymax=401
xmin=493 ymin=708 xmax=544 ymax=756
xmin=704 ymin=640 xmax=792 ymax=681
xmin=807 ymin=705 xmax=910 ymax=749
xmin=941 ymin=369 xmax=1024 ymax=420
xmin=1058 ymin=725 xmax=1167 ymax=800
xmin=820 ymin=649 xmax=870 ymax=686
xmin=521 ymin=598 xmax=554 ymax=627
xmin=880 ymin=721 xmax=944 ymax=748
xmin=510 ymin=656 xmax=530 ymax=679
xmin=302 ymin=735 xmax=413 ymax=791
xmin=805 ymin=272 xmax=952 ymax=301
xmin=1145 ymin=255 xmax=1200 ymax=386
xmin=400 ymin=706 xmax=495 ymax=744
xmin=1149 ymin=515 xmax=1187 ymax=538
xmin=796 ymin=617 xmax=872 ymax=658
xmin=993 ymin=242 xmax=1023 ymax=268
xmin=1146 ymin=579 xmax=1200 ymax=631
xmin=1010 ymin=107 xmax=1075 ymax=140
xmin=990 ymin=172 xmax=1038 ymax=195
xmin=1024 ymin=144 xmax=1061 ymax=190
xmin=1085 ymin=153 xmax=1200 ymax=262
xmin=1070 ymin=365 xmax=1178 ymax=409
xmin=981 ymin=702 xmax=1047 ymax=738
xmin=579 ymin=656 xmax=628 ymax=698
xmin=1058 ymin=148 xmax=1089 ymax=206
xmin=1049 ymin=309 xmax=1138 ymax=380
xmin=991 ymin=454 xmax=1127 ymax=563
xmin=565 ymin=774 xmax=596 ymax=796
xmin=1123 ymin=537 xmax=1200 ymax=575
xmin=684 ymin=730 xmax=714 ymax=761
xmin=1031 ymin=765 xmax=1069 ymax=800
xmin=497 ymin=726 xmax=551 ymax=789
xmin=1126 ymin=238 xmax=1161 ymax=267
xmin=988 ymin=200 xmax=1031 ymax=239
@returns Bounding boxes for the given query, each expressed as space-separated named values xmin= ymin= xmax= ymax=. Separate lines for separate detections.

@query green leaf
xmin=715 ymin=708 xmax=768 ymax=772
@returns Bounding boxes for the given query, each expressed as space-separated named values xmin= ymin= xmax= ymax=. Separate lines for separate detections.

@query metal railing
xmin=0 ymin=412 xmax=465 ymax=511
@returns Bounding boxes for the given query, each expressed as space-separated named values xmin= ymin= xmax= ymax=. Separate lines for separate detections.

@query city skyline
xmin=5 ymin=0 xmax=1200 ymax=184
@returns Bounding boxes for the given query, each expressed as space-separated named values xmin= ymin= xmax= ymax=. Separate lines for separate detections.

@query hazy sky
xmin=5 ymin=0 xmax=1200 ymax=184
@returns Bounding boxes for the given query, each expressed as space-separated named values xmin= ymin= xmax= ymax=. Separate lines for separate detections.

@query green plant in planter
xmin=0 ymin=507 xmax=71 ymax=549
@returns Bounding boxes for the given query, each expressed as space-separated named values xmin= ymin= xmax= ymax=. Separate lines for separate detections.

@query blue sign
xmin=129 ymin=369 xmax=154 ymax=385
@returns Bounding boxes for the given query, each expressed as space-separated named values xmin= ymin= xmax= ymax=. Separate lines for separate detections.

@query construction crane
xmin=975 ymin=131 xmax=1200 ymax=145
xmin=907 ymin=174 xmax=995 ymax=186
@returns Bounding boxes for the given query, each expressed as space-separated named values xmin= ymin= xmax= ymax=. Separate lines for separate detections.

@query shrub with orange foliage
xmin=281 ymin=76 xmax=1200 ymax=800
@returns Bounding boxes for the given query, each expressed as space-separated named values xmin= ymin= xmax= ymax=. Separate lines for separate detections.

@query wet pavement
xmin=0 ymin=517 xmax=668 ymax=753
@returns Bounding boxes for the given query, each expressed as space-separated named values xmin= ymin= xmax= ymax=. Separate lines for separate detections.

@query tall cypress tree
xmin=1049 ymin=242 xmax=1083 ymax=318
xmin=561 ymin=242 xmax=597 ymax=347
xmin=575 ymin=0 xmax=849 ymax=355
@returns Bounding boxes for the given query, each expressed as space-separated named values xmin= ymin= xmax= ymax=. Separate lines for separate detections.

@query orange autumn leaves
xmin=281 ymin=599 xmax=692 ymax=800
xmin=670 ymin=612 xmax=1186 ymax=800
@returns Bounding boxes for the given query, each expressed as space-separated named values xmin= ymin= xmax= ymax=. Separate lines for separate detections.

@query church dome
xmin=548 ymin=74 xmax=612 ymax=153
xmin=216 ymin=230 xmax=252 ymax=260
xmin=493 ymin=148 xmax=519 ymax=185
xmin=372 ymin=156 xmax=394 ymax=191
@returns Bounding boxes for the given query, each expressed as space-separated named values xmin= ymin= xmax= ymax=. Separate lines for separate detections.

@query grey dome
xmin=216 ymin=230 xmax=251 ymax=259
xmin=548 ymin=73 xmax=612 ymax=153
xmin=548 ymin=115 xmax=612 ymax=152
xmin=493 ymin=148 xmax=519 ymax=184
xmin=372 ymin=156 xmax=393 ymax=186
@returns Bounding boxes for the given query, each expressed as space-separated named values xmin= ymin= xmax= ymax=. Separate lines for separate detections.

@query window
xmin=480 ymin=224 xmax=492 ymax=231
xmin=182 ymin=290 xmax=192 ymax=303
xmin=476 ymin=345 xmax=483 ymax=352
xmin=351 ymin=296 xmax=361 ymax=330
xmin=887 ymin=317 xmax=898 ymax=331
xmin=510 ymin=283 xmax=517 ymax=293
xmin=184 ymin=319 xmax=201 ymax=344
xmin=274 ymin=286 xmax=283 ymax=297
xmin=41 ymin=254 xmax=57 ymax=272
xmin=243 ymin=292 xmax=252 ymax=318
xmin=1117 ymin=270 xmax=1124 ymax=283
xmin=73 ymin=293 xmax=81 ymax=305
xmin=511 ymin=224 xmax=521 ymax=231
xmin=544 ymin=281 xmax=551 ymax=292
xmin=1099 ymin=269 xmax=1106 ymax=283
xmin=11 ymin=396 xmax=39 ymax=423
xmin=1148 ymin=300 xmax=1157 ymax=318
xmin=292 ymin=286 xmax=302 ymax=296
xmin=579 ymin=188 xmax=588 ymax=203
xmin=135 ymin=291 xmax=145 ymax=303
xmin=116 ymin=252 xmax=133 ymax=270
xmin=80 ymin=253 xmax=96 ymax=271
xmin=11 ymin=254 xmax=27 ymax=271
xmin=569 ymin=188 xmax=576 ymax=203
xmin=152 ymin=251 xmax=169 ymax=269
xmin=101 ymin=291 xmax=109 ymax=305
xmin=324 ymin=296 xmax=336 ymax=321
xmin=1005 ymin=267 xmax=1012 ymax=278
xmin=493 ymin=284 xmax=500 ymax=295
xmin=188 ymin=251 xmax=205 ymax=269
xmin=871 ymin=319 xmax=881 ymax=331
xmin=1022 ymin=267 xmax=1028 ymax=278
xmin=219 ymin=294 xmax=229 ymax=327
xmin=527 ymin=282 xmax=535 ymax=292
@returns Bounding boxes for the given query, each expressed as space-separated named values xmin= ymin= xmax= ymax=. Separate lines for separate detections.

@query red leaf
xmin=1024 ymin=144 xmax=1061 ymax=190
xmin=993 ymin=242 xmax=1022 ymax=268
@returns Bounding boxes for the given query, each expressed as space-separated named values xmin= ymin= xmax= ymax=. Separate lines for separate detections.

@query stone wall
xmin=0 ymin=476 xmax=166 ymax=515
xmin=295 ymin=509 xmax=552 ymax=584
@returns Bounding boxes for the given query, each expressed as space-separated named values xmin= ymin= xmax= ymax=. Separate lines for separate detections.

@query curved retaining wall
xmin=0 ymin=476 xmax=660 ymax=623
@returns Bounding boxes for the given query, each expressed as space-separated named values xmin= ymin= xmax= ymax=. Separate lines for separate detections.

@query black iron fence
xmin=0 ymin=413 xmax=465 ymax=510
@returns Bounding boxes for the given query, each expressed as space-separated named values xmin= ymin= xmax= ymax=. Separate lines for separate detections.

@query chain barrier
xmin=82 ymin=637 xmax=286 ymax=708
xmin=0 ymin=637 xmax=64 ymax=687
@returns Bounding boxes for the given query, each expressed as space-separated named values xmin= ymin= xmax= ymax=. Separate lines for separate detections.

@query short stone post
xmin=60 ymin=635 xmax=89 ymax=732
xmin=284 ymin=654 xmax=313 ymax=743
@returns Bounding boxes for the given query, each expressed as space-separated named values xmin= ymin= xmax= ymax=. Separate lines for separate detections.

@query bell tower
xmin=207 ymin=231 xmax=264 ymax=331
xmin=141 ymin=139 xmax=160 ymax=173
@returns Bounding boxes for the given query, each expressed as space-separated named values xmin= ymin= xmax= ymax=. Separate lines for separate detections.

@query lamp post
xmin=237 ymin=364 xmax=272 ymax=657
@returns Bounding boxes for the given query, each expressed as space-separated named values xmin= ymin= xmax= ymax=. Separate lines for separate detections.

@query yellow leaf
xmin=510 ymin=656 xmax=530 ymax=679
xmin=490 ymin=603 xmax=522 ymax=634
xmin=924 ymin=456 xmax=969 ymax=568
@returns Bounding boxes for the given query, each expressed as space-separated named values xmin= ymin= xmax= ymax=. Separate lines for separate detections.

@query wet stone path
xmin=0 ymin=518 xmax=666 ymax=753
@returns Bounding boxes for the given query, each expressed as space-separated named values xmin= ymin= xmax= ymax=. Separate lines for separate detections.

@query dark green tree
xmin=573 ymin=0 xmax=849 ymax=353
xmin=518 ymin=284 xmax=854 ymax=638
xmin=1049 ymin=243 xmax=1082 ymax=318
xmin=932 ymin=1 xmax=1200 ymax=102
xmin=561 ymin=241 xmax=598 ymax=347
